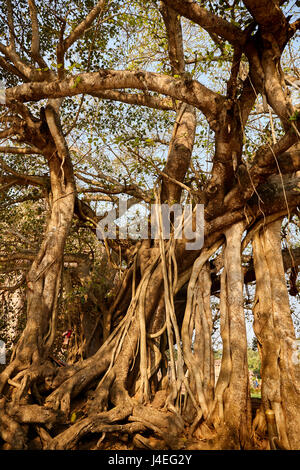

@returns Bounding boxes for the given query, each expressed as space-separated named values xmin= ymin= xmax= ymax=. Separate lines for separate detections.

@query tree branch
xmin=242 ymin=0 xmax=289 ymax=41
xmin=5 ymin=69 xmax=224 ymax=128
xmin=28 ymin=0 xmax=47 ymax=69
xmin=0 ymin=146 xmax=43 ymax=154
xmin=63 ymin=0 xmax=106 ymax=52
xmin=0 ymin=42 xmax=49 ymax=81
xmin=6 ymin=0 xmax=16 ymax=51
xmin=159 ymin=3 xmax=185 ymax=74
xmin=224 ymin=127 xmax=299 ymax=210
xmin=91 ymin=90 xmax=174 ymax=111
xmin=161 ymin=0 xmax=247 ymax=46
xmin=0 ymin=159 xmax=48 ymax=187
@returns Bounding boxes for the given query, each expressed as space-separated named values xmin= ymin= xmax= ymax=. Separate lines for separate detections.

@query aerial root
xmin=0 ymin=360 xmax=22 ymax=395
xmin=40 ymin=392 xmax=188 ymax=450
xmin=0 ymin=398 xmax=27 ymax=449
xmin=0 ymin=394 xmax=66 ymax=449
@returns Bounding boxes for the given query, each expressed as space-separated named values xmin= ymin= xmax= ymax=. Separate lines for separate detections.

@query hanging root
xmin=5 ymin=214 xmax=298 ymax=450
xmin=193 ymin=222 xmax=252 ymax=449
xmin=181 ymin=240 xmax=223 ymax=430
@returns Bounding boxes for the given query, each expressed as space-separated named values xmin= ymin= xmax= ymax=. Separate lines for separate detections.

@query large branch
xmin=63 ymin=0 xmax=106 ymax=52
xmin=4 ymin=69 xmax=224 ymax=128
xmin=91 ymin=90 xmax=174 ymax=111
xmin=242 ymin=0 xmax=290 ymax=42
xmin=75 ymin=172 xmax=148 ymax=201
xmin=224 ymin=129 xmax=299 ymax=211
xmin=161 ymin=103 xmax=196 ymax=203
xmin=0 ymin=158 xmax=48 ymax=187
xmin=242 ymin=1 xmax=297 ymax=126
xmin=0 ymin=43 xmax=49 ymax=82
xmin=161 ymin=0 xmax=247 ymax=46
xmin=0 ymin=251 xmax=90 ymax=264
xmin=6 ymin=0 xmax=16 ymax=51
xmin=0 ymin=55 xmax=28 ymax=81
xmin=28 ymin=0 xmax=40 ymax=59
xmin=0 ymin=146 xmax=43 ymax=155
xmin=159 ymin=3 xmax=185 ymax=75
xmin=27 ymin=0 xmax=47 ymax=69
xmin=159 ymin=3 xmax=197 ymax=203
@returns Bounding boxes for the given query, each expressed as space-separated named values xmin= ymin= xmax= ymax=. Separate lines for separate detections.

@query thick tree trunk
xmin=220 ymin=222 xmax=251 ymax=448
xmin=205 ymin=222 xmax=252 ymax=449
xmin=0 ymin=102 xmax=76 ymax=399
xmin=252 ymin=219 xmax=300 ymax=450
xmin=161 ymin=103 xmax=196 ymax=204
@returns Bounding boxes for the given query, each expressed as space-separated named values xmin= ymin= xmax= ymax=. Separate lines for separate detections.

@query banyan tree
xmin=0 ymin=0 xmax=299 ymax=451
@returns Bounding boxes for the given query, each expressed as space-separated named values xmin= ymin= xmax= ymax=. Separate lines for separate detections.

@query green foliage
xmin=213 ymin=348 xmax=261 ymax=378
xmin=248 ymin=348 xmax=261 ymax=378
xmin=289 ymin=110 xmax=300 ymax=122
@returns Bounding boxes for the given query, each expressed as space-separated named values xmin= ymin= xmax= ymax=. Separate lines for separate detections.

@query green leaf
xmin=72 ymin=76 xmax=82 ymax=88
xmin=289 ymin=111 xmax=299 ymax=122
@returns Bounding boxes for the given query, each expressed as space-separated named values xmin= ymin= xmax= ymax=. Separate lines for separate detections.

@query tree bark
xmin=252 ymin=219 xmax=300 ymax=450
xmin=0 ymin=101 xmax=76 ymax=396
